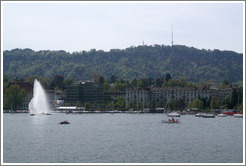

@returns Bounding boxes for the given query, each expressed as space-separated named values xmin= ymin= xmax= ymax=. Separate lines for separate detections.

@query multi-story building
xmin=218 ymin=88 xmax=233 ymax=100
xmin=104 ymin=90 xmax=126 ymax=99
xmin=62 ymin=81 xmax=111 ymax=106
xmin=126 ymin=86 xmax=212 ymax=109
xmin=125 ymin=87 xmax=150 ymax=109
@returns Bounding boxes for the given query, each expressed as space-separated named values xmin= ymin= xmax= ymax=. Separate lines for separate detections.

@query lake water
xmin=3 ymin=113 xmax=244 ymax=163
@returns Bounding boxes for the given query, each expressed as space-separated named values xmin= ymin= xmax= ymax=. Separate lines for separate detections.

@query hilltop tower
xmin=171 ymin=24 xmax=173 ymax=46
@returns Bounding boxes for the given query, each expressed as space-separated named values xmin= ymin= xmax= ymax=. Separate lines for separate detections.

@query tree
xmin=130 ymin=79 xmax=138 ymax=86
xmin=188 ymin=99 xmax=204 ymax=110
xmin=4 ymin=84 xmax=27 ymax=111
xmin=166 ymin=100 xmax=175 ymax=110
xmin=63 ymin=78 xmax=73 ymax=88
xmin=103 ymin=82 xmax=110 ymax=90
xmin=135 ymin=102 xmax=142 ymax=110
xmin=210 ymin=97 xmax=220 ymax=109
xmin=146 ymin=101 xmax=152 ymax=109
xmin=165 ymin=73 xmax=172 ymax=82
xmin=178 ymin=77 xmax=187 ymax=87
xmin=110 ymin=75 xmax=117 ymax=83
xmin=85 ymin=102 xmax=91 ymax=111
xmin=176 ymin=98 xmax=186 ymax=110
xmin=222 ymin=95 xmax=231 ymax=108
xmin=50 ymin=75 xmax=64 ymax=90
xmin=115 ymin=97 xmax=126 ymax=109
xmin=113 ymin=83 xmax=128 ymax=91
xmin=129 ymin=101 xmax=134 ymax=109
xmin=26 ymin=76 xmax=50 ymax=89
xmin=92 ymin=74 xmax=104 ymax=87
xmin=154 ymin=78 xmax=163 ymax=87
xmin=76 ymin=101 xmax=82 ymax=107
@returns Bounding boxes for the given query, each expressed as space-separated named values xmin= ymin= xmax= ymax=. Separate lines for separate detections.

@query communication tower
xmin=171 ymin=24 xmax=173 ymax=46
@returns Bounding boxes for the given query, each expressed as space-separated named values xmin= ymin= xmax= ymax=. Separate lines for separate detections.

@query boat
xmin=59 ymin=120 xmax=70 ymax=124
xmin=195 ymin=113 xmax=205 ymax=117
xmin=217 ymin=113 xmax=227 ymax=117
xmin=44 ymin=113 xmax=52 ymax=115
xmin=233 ymin=114 xmax=243 ymax=118
xmin=30 ymin=113 xmax=35 ymax=116
xmin=168 ymin=112 xmax=181 ymax=117
xmin=221 ymin=110 xmax=237 ymax=116
xmin=142 ymin=108 xmax=151 ymax=113
xmin=203 ymin=114 xmax=215 ymax=118
xmin=161 ymin=118 xmax=180 ymax=123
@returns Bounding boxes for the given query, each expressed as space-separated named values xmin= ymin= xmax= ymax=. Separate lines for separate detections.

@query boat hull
xmin=217 ymin=114 xmax=227 ymax=117
xmin=161 ymin=119 xmax=180 ymax=123
xmin=195 ymin=113 xmax=204 ymax=117
xmin=233 ymin=114 xmax=243 ymax=118
xmin=59 ymin=121 xmax=70 ymax=124
xmin=203 ymin=114 xmax=215 ymax=118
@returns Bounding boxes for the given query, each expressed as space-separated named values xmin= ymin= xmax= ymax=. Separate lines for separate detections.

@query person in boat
xmin=172 ymin=118 xmax=174 ymax=121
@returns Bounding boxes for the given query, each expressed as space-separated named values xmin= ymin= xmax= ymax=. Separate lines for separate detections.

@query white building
xmin=125 ymin=87 xmax=150 ymax=109
xmin=126 ymin=86 xmax=212 ymax=109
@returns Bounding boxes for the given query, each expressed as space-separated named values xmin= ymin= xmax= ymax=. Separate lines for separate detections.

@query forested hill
xmin=3 ymin=45 xmax=243 ymax=83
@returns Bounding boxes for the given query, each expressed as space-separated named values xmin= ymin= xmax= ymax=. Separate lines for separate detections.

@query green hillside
xmin=3 ymin=44 xmax=243 ymax=83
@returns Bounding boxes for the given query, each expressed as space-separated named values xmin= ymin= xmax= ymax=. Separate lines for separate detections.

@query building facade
xmin=126 ymin=86 xmax=212 ymax=109
xmin=125 ymin=87 xmax=150 ymax=109
xmin=62 ymin=81 xmax=111 ymax=106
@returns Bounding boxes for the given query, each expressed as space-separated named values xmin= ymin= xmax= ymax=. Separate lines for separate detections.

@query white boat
xmin=142 ymin=108 xmax=151 ymax=113
xmin=203 ymin=114 xmax=215 ymax=118
xmin=161 ymin=118 xmax=180 ymax=123
xmin=217 ymin=113 xmax=227 ymax=117
xmin=168 ymin=112 xmax=181 ymax=117
xmin=195 ymin=113 xmax=205 ymax=117
xmin=233 ymin=114 xmax=243 ymax=118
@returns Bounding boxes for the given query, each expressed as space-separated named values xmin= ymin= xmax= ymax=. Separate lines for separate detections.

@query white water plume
xmin=28 ymin=79 xmax=50 ymax=115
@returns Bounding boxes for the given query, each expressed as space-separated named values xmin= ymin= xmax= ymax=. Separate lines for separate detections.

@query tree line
xmin=3 ymin=44 xmax=243 ymax=83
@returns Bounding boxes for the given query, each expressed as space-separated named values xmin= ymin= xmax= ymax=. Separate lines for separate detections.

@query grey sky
xmin=2 ymin=1 xmax=244 ymax=53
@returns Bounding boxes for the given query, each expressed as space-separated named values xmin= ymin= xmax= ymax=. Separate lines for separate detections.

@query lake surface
xmin=3 ymin=113 xmax=244 ymax=163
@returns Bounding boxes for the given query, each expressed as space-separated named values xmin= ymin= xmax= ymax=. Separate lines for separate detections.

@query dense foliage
xmin=4 ymin=84 xmax=27 ymax=110
xmin=3 ymin=45 xmax=243 ymax=83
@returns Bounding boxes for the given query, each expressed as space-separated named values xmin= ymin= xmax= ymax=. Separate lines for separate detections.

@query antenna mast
xmin=171 ymin=24 xmax=173 ymax=46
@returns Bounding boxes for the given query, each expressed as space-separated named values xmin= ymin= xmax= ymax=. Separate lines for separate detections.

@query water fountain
xmin=28 ymin=79 xmax=50 ymax=115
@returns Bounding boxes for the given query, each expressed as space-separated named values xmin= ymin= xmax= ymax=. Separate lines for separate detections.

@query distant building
xmin=125 ymin=87 xmax=150 ymax=109
xmin=62 ymin=81 xmax=111 ymax=107
xmin=218 ymin=88 xmax=233 ymax=99
xmin=104 ymin=90 xmax=126 ymax=99
xmin=125 ymin=86 xmax=212 ymax=109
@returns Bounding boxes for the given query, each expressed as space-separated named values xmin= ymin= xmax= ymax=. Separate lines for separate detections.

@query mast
xmin=171 ymin=24 xmax=173 ymax=46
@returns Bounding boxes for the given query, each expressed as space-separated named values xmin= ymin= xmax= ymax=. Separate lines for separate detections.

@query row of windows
xmin=127 ymin=90 xmax=209 ymax=93
xmin=127 ymin=94 xmax=210 ymax=98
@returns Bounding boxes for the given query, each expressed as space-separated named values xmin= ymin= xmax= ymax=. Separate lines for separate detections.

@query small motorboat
xmin=168 ymin=112 xmax=181 ymax=117
xmin=30 ymin=114 xmax=35 ymax=116
xmin=161 ymin=118 xmax=180 ymax=123
xmin=203 ymin=114 xmax=215 ymax=118
xmin=195 ymin=113 xmax=205 ymax=117
xmin=217 ymin=113 xmax=227 ymax=117
xmin=233 ymin=114 xmax=243 ymax=118
xmin=59 ymin=120 xmax=70 ymax=124
xmin=44 ymin=113 xmax=52 ymax=115
xmin=221 ymin=110 xmax=237 ymax=116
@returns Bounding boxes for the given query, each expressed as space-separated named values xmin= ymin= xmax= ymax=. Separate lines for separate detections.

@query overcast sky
xmin=2 ymin=1 xmax=244 ymax=53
